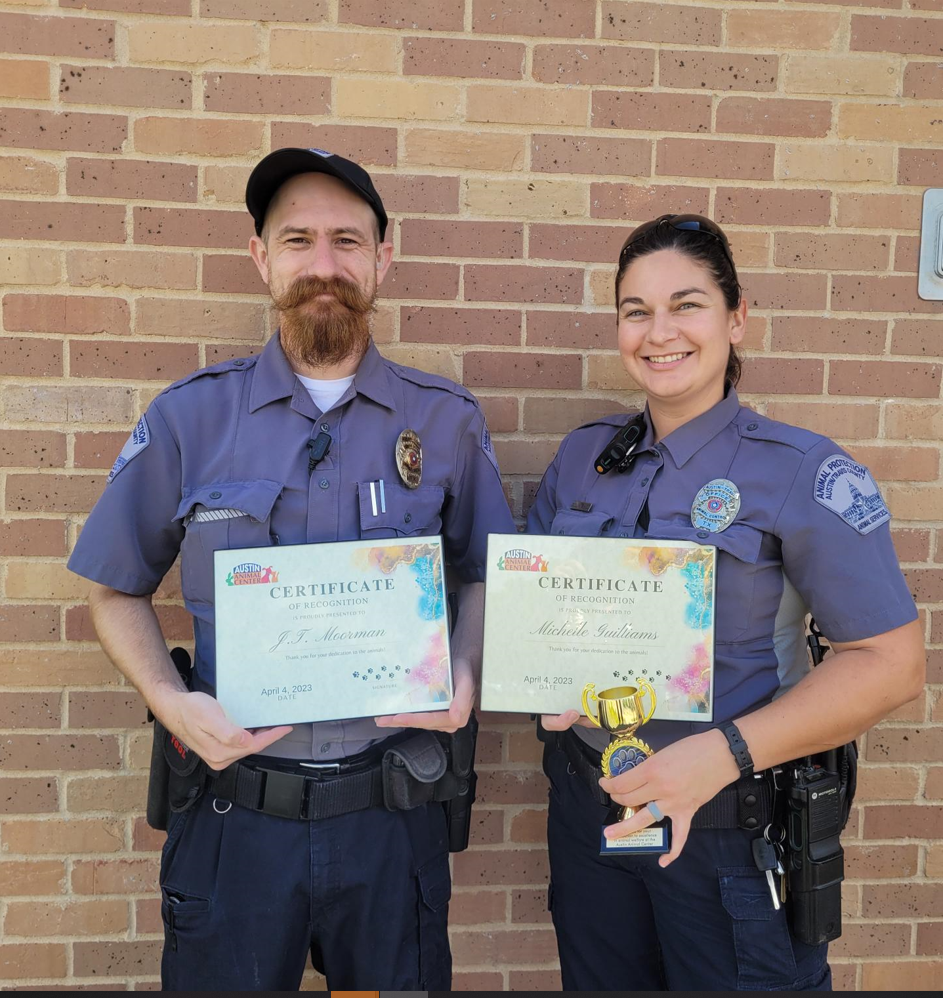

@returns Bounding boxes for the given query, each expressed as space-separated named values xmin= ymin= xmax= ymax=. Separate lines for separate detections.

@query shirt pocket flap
xmin=647 ymin=518 xmax=762 ymax=565
xmin=174 ymin=480 xmax=284 ymax=524
xmin=357 ymin=482 xmax=445 ymax=534
xmin=549 ymin=509 xmax=614 ymax=537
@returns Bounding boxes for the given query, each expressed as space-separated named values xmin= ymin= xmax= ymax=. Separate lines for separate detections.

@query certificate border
xmin=480 ymin=532 xmax=716 ymax=721
xmin=213 ymin=536 xmax=453 ymax=726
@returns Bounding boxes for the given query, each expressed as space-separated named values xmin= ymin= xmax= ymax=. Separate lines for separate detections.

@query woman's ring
xmin=648 ymin=801 xmax=665 ymax=822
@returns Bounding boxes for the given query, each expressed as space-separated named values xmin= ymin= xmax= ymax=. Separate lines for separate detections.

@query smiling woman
xmin=525 ymin=214 xmax=925 ymax=992
xmin=615 ymin=215 xmax=745 ymax=430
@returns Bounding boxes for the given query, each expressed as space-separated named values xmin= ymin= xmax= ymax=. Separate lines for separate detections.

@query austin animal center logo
xmin=225 ymin=562 xmax=279 ymax=586
xmin=497 ymin=548 xmax=548 ymax=572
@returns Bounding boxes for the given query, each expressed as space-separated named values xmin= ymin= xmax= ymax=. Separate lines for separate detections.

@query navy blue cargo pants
xmin=159 ymin=787 xmax=451 ymax=990
xmin=544 ymin=745 xmax=831 ymax=991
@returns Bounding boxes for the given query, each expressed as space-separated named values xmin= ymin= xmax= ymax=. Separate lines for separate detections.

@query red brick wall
xmin=1 ymin=0 xmax=942 ymax=990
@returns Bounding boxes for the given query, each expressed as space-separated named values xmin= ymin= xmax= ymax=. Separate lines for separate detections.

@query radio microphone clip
xmin=594 ymin=414 xmax=645 ymax=475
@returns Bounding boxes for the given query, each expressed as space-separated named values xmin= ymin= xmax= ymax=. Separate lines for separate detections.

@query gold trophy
xmin=581 ymin=681 xmax=670 ymax=855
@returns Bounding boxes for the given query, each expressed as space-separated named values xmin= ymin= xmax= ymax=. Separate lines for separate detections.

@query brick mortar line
xmin=2 ymin=48 xmax=935 ymax=81
xmin=1 ymin=172 xmax=933 ymax=193
xmin=0 ymin=302 xmax=927 ymax=320
xmin=18 ymin=90 xmax=943 ymax=119
xmin=0 ymin=3 xmax=940 ymax=34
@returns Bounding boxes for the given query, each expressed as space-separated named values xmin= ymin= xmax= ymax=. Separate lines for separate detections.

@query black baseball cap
xmin=245 ymin=147 xmax=388 ymax=241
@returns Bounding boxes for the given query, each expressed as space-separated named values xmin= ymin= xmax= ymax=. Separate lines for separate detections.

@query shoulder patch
xmin=481 ymin=420 xmax=499 ymax=473
xmin=813 ymin=454 xmax=890 ymax=535
xmin=385 ymin=360 xmax=477 ymax=404
xmin=107 ymin=415 xmax=150 ymax=484
xmin=159 ymin=355 xmax=257 ymax=397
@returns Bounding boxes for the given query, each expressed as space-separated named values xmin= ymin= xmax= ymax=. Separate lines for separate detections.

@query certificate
xmin=481 ymin=534 xmax=715 ymax=721
xmin=214 ymin=538 xmax=452 ymax=727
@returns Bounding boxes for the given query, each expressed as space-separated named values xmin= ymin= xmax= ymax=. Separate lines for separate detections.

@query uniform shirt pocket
xmin=174 ymin=480 xmax=284 ymax=608
xmin=357 ymin=482 xmax=445 ymax=538
xmin=647 ymin=518 xmax=764 ymax=642
xmin=548 ymin=509 xmax=614 ymax=537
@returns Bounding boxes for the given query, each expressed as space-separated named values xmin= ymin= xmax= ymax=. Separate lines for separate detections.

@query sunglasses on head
xmin=619 ymin=213 xmax=739 ymax=285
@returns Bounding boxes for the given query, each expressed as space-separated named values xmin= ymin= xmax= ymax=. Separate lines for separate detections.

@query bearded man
xmin=68 ymin=149 xmax=514 ymax=991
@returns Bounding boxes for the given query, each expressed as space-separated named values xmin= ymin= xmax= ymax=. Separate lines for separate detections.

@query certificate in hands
xmin=481 ymin=534 xmax=715 ymax=721
xmin=214 ymin=538 xmax=452 ymax=727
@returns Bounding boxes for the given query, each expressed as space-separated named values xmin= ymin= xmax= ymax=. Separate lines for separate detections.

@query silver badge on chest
xmin=396 ymin=429 xmax=422 ymax=489
xmin=691 ymin=478 xmax=740 ymax=533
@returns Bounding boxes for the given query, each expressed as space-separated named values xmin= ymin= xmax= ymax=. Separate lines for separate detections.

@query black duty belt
xmin=212 ymin=750 xmax=386 ymax=821
xmin=209 ymin=731 xmax=462 ymax=821
xmin=549 ymin=727 xmax=773 ymax=831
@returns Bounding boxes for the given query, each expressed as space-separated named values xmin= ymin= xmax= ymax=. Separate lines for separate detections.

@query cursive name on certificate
xmin=270 ymin=624 xmax=388 ymax=653
xmin=530 ymin=620 xmax=660 ymax=640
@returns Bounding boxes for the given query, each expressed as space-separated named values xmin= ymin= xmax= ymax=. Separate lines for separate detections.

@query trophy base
xmin=599 ymin=807 xmax=671 ymax=856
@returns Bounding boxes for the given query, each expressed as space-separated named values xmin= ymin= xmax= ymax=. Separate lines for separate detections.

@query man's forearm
xmin=88 ymin=582 xmax=187 ymax=721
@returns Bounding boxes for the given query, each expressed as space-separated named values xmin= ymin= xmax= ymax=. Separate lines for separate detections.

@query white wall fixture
xmin=918 ymin=188 xmax=943 ymax=301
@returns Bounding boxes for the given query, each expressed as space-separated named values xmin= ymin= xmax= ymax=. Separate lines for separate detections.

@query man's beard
xmin=271 ymin=275 xmax=376 ymax=369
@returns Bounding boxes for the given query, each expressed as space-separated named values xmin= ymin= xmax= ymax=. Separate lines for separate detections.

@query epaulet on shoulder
xmin=738 ymin=410 xmax=824 ymax=454
xmin=385 ymin=359 xmax=477 ymax=405
xmin=157 ymin=355 xmax=258 ymax=397
xmin=575 ymin=411 xmax=640 ymax=433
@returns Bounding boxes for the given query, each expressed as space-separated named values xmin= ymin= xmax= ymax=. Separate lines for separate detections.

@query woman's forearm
xmin=734 ymin=619 xmax=925 ymax=773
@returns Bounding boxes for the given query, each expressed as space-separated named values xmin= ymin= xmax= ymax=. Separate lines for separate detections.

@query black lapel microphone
xmin=307 ymin=432 xmax=332 ymax=474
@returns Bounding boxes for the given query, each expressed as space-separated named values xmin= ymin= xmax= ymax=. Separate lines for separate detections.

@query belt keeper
xmin=258 ymin=769 xmax=307 ymax=819
xmin=736 ymin=776 xmax=766 ymax=831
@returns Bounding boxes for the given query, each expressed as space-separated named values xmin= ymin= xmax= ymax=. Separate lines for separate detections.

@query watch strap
xmin=721 ymin=721 xmax=754 ymax=778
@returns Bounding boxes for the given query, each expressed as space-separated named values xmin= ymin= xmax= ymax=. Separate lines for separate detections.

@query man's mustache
xmin=271 ymin=275 xmax=375 ymax=315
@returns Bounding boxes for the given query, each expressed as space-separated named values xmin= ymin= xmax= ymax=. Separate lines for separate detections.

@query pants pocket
xmin=161 ymin=888 xmax=211 ymax=955
xmin=719 ymin=866 xmax=800 ymax=990
xmin=417 ymin=852 xmax=452 ymax=989
xmin=159 ymin=806 xmax=193 ymax=883
xmin=160 ymin=794 xmax=227 ymax=913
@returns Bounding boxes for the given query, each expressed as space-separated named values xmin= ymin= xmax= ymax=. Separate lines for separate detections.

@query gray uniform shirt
xmin=527 ymin=390 xmax=917 ymax=751
xmin=69 ymin=333 xmax=515 ymax=760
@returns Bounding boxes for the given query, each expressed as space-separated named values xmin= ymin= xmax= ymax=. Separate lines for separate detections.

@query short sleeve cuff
xmin=67 ymin=552 xmax=162 ymax=598
xmin=816 ymin=600 xmax=918 ymax=644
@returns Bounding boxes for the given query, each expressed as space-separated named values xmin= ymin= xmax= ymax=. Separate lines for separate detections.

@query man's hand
xmin=159 ymin=690 xmax=292 ymax=771
xmin=540 ymin=709 xmax=598 ymax=732
xmin=375 ymin=660 xmax=475 ymax=734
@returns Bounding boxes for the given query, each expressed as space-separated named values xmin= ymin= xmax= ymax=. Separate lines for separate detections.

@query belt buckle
xmin=259 ymin=769 xmax=307 ymax=819
xmin=299 ymin=761 xmax=342 ymax=776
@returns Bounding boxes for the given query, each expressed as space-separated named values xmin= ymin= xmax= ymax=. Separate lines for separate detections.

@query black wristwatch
xmin=721 ymin=722 xmax=754 ymax=778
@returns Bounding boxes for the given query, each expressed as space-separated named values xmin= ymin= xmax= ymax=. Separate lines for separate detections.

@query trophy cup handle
xmin=637 ymin=679 xmax=657 ymax=724
xmin=581 ymin=683 xmax=602 ymax=728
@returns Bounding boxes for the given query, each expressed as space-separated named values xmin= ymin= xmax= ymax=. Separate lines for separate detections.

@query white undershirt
xmin=295 ymin=373 xmax=355 ymax=415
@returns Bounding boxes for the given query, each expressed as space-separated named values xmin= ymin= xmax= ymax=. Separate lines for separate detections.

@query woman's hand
xmin=599 ymin=728 xmax=739 ymax=867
